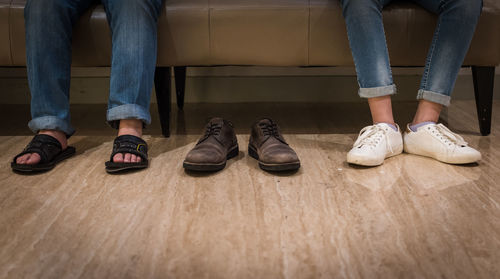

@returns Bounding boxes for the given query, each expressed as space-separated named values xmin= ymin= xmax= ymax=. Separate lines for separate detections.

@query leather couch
xmin=1 ymin=0 xmax=499 ymax=136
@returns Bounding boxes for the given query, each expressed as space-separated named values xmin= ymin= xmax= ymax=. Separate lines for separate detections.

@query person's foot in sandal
xmin=105 ymin=119 xmax=149 ymax=173
xmin=11 ymin=130 xmax=76 ymax=173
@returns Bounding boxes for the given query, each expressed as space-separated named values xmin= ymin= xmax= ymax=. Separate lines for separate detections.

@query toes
xmin=22 ymin=154 xmax=31 ymax=164
xmin=26 ymin=153 xmax=41 ymax=165
xmin=124 ymin=153 xmax=132 ymax=163
xmin=16 ymin=154 xmax=38 ymax=164
xmin=131 ymin=155 xmax=142 ymax=163
xmin=113 ymin=153 xmax=124 ymax=163
xmin=16 ymin=154 xmax=27 ymax=164
xmin=113 ymin=153 xmax=141 ymax=163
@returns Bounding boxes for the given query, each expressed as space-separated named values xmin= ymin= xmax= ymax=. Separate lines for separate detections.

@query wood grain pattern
xmin=0 ymin=101 xmax=499 ymax=279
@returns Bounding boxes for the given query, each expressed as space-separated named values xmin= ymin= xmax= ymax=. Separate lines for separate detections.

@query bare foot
xmin=112 ymin=119 xmax=143 ymax=164
xmin=16 ymin=130 xmax=67 ymax=165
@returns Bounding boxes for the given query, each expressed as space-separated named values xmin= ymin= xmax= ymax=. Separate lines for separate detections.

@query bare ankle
xmin=118 ymin=119 xmax=143 ymax=137
xmin=412 ymin=100 xmax=442 ymax=125
xmin=368 ymin=96 xmax=395 ymax=125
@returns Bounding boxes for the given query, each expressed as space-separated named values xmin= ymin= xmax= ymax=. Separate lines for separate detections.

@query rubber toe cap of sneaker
xmin=346 ymin=148 xmax=384 ymax=166
xmin=446 ymin=147 xmax=482 ymax=164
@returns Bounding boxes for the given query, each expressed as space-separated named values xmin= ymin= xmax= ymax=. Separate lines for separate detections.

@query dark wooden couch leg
xmin=174 ymin=66 xmax=186 ymax=110
xmin=472 ymin=66 xmax=495 ymax=136
xmin=154 ymin=67 xmax=171 ymax=137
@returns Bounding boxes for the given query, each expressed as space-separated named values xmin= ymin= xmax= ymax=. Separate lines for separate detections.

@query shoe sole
xmin=11 ymin=146 xmax=76 ymax=173
xmin=183 ymin=145 xmax=239 ymax=172
xmin=248 ymin=144 xmax=300 ymax=172
xmin=105 ymin=161 xmax=149 ymax=174
xmin=346 ymin=155 xmax=384 ymax=167
xmin=347 ymin=145 xmax=403 ymax=167
xmin=403 ymin=143 xmax=480 ymax=164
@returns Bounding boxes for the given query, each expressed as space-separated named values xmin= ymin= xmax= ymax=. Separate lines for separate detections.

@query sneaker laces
xmin=429 ymin=124 xmax=468 ymax=147
xmin=353 ymin=124 xmax=394 ymax=153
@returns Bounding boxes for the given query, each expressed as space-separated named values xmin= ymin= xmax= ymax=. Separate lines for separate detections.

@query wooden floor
xmin=0 ymin=101 xmax=499 ymax=279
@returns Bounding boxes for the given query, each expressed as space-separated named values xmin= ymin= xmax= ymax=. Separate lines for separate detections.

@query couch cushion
xmin=7 ymin=0 xmax=500 ymax=67
xmin=10 ymin=0 xmax=26 ymax=66
xmin=309 ymin=0 xmax=500 ymax=66
xmin=10 ymin=0 xmax=210 ymax=66
xmin=10 ymin=1 xmax=114 ymax=66
xmin=157 ymin=0 xmax=210 ymax=66
xmin=466 ymin=0 xmax=500 ymax=66
xmin=209 ymin=0 xmax=309 ymax=66
xmin=0 ymin=0 xmax=11 ymax=66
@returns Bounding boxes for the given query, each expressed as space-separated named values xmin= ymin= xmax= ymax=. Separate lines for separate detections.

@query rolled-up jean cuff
xmin=106 ymin=104 xmax=151 ymax=129
xmin=28 ymin=116 xmax=75 ymax=137
xmin=417 ymin=89 xmax=451 ymax=107
xmin=358 ymin=84 xmax=397 ymax=98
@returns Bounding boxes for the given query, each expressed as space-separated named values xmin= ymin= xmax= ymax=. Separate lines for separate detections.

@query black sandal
xmin=105 ymin=135 xmax=149 ymax=173
xmin=11 ymin=134 xmax=76 ymax=173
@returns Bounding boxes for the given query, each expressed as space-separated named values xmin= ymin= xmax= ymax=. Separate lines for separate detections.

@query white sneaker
xmin=403 ymin=123 xmax=481 ymax=164
xmin=347 ymin=123 xmax=403 ymax=166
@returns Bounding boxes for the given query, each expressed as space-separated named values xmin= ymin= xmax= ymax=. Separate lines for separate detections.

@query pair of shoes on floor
xmin=347 ymin=122 xmax=482 ymax=167
xmin=11 ymin=134 xmax=149 ymax=174
xmin=183 ymin=117 xmax=301 ymax=172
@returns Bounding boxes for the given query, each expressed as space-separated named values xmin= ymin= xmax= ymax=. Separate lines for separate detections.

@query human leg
xmin=412 ymin=0 xmax=483 ymax=109
xmin=16 ymin=0 xmax=94 ymax=166
xmin=341 ymin=0 xmax=402 ymax=166
xmin=101 ymin=0 xmax=162 ymax=168
xmin=403 ymin=0 xmax=482 ymax=164
xmin=411 ymin=0 xmax=482 ymax=125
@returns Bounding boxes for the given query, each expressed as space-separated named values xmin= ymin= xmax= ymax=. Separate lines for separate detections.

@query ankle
xmin=412 ymin=100 xmax=442 ymax=125
xmin=39 ymin=130 xmax=67 ymax=149
xmin=373 ymin=121 xmax=396 ymax=126
xmin=118 ymin=119 xmax=143 ymax=137
xmin=409 ymin=121 xmax=435 ymax=132
xmin=410 ymin=120 xmax=436 ymax=126
xmin=374 ymin=122 xmax=398 ymax=132
xmin=368 ymin=95 xmax=395 ymax=125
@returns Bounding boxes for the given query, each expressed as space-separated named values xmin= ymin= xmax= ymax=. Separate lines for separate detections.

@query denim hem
xmin=417 ymin=89 xmax=451 ymax=107
xmin=358 ymin=84 xmax=397 ymax=98
xmin=106 ymin=104 xmax=151 ymax=129
xmin=28 ymin=116 xmax=75 ymax=137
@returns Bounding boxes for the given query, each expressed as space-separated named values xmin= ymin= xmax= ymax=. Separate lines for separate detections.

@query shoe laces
xmin=353 ymin=124 xmax=394 ymax=153
xmin=259 ymin=122 xmax=280 ymax=138
xmin=204 ymin=122 xmax=222 ymax=137
xmin=427 ymin=124 xmax=468 ymax=148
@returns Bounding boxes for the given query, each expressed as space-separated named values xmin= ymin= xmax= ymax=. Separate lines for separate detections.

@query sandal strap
xmin=14 ymin=134 xmax=63 ymax=163
xmin=110 ymin=135 xmax=148 ymax=162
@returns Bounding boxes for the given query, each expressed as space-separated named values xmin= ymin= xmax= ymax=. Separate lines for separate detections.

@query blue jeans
xmin=341 ymin=0 xmax=482 ymax=106
xmin=25 ymin=0 xmax=163 ymax=136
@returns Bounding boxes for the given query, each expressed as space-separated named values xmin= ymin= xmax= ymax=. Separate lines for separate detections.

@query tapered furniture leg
xmin=154 ymin=66 xmax=171 ymax=137
xmin=472 ymin=66 xmax=495 ymax=136
xmin=174 ymin=66 xmax=187 ymax=110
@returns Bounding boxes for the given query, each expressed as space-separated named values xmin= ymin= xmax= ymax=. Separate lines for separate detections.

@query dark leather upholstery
xmin=4 ymin=0 xmax=500 ymax=67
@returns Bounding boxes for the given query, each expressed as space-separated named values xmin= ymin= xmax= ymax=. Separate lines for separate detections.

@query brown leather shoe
xmin=248 ymin=118 xmax=300 ymax=171
xmin=183 ymin=117 xmax=239 ymax=171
